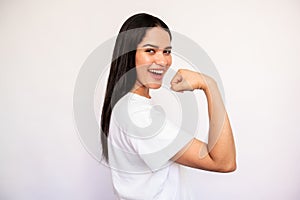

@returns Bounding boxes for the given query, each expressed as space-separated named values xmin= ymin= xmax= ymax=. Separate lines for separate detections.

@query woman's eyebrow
xmin=142 ymin=44 xmax=172 ymax=49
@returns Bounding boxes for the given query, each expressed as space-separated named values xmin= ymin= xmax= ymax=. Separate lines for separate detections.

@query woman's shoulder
xmin=111 ymin=92 xmax=155 ymax=131
xmin=113 ymin=92 xmax=153 ymax=115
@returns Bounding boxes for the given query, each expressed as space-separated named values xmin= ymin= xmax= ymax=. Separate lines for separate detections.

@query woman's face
xmin=134 ymin=27 xmax=172 ymax=92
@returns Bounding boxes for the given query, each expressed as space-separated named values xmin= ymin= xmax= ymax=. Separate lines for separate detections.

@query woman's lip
xmin=148 ymin=70 xmax=164 ymax=80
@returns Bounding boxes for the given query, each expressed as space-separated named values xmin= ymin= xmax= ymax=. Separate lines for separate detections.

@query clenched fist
xmin=170 ymin=69 xmax=211 ymax=92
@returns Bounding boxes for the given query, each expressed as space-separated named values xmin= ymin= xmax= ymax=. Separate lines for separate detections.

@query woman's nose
xmin=154 ymin=52 xmax=167 ymax=66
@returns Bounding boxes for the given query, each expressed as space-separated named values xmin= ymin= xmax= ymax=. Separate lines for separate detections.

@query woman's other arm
xmin=171 ymin=69 xmax=236 ymax=172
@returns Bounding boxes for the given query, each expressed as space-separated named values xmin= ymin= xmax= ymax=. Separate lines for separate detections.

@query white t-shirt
xmin=108 ymin=92 xmax=193 ymax=200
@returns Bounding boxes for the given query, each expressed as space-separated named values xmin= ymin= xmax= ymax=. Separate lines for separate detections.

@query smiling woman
xmin=100 ymin=13 xmax=236 ymax=200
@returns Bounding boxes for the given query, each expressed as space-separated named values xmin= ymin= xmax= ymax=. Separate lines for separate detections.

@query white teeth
xmin=149 ymin=69 xmax=164 ymax=74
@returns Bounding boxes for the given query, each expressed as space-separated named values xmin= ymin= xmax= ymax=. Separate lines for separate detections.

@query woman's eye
xmin=145 ymin=49 xmax=155 ymax=53
xmin=164 ymin=50 xmax=172 ymax=54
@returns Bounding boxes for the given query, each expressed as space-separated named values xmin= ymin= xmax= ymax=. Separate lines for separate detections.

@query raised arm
xmin=170 ymin=69 xmax=236 ymax=172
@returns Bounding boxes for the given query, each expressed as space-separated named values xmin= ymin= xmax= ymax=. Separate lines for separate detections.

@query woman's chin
xmin=147 ymin=83 xmax=162 ymax=89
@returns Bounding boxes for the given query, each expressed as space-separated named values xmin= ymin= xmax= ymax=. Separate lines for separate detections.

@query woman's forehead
xmin=137 ymin=27 xmax=171 ymax=48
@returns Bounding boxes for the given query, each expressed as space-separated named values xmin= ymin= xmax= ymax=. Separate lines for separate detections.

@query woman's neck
xmin=131 ymin=82 xmax=151 ymax=99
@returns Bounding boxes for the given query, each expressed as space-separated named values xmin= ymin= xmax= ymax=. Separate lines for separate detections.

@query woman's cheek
xmin=142 ymin=55 xmax=153 ymax=66
xmin=136 ymin=53 xmax=153 ymax=67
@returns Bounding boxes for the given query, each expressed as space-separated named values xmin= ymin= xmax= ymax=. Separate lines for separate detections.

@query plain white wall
xmin=1 ymin=0 xmax=300 ymax=199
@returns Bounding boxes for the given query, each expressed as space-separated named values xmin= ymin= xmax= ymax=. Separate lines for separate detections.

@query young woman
xmin=101 ymin=13 xmax=236 ymax=200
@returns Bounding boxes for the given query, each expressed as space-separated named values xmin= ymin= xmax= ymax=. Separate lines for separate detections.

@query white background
xmin=1 ymin=0 xmax=300 ymax=199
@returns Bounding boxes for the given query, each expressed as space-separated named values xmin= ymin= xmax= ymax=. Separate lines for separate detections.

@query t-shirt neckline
xmin=128 ymin=92 xmax=152 ymax=104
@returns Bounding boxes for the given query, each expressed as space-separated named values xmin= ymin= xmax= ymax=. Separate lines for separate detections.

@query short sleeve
xmin=110 ymin=93 xmax=194 ymax=172
xmin=132 ymin=119 xmax=193 ymax=170
xmin=127 ymin=106 xmax=194 ymax=171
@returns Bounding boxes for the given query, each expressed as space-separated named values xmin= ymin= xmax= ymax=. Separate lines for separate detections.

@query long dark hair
xmin=100 ymin=13 xmax=172 ymax=162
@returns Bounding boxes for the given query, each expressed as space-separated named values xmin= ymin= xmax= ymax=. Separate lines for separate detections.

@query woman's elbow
xmin=211 ymin=158 xmax=236 ymax=173
xmin=219 ymin=160 xmax=237 ymax=173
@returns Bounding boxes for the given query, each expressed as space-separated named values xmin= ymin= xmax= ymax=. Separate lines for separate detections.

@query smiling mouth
xmin=148 ymin=69 xmax=165 ymax=80
xmin=148 ymin=69 xmax=164 ymax=75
